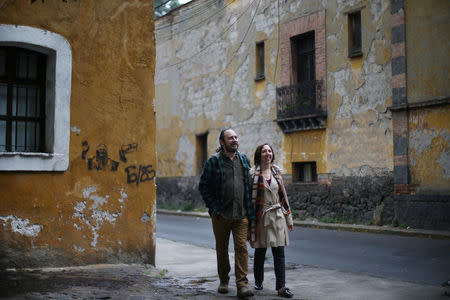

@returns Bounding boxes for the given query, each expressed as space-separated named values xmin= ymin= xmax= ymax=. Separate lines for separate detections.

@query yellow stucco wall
xmin=326 ymin=1 xmax=393 ymax=176
xmin=409 ymin=105 xmax=450 ymax=191
xmin=155 ymin=0 xmax=394 ymax=179
xmin=155 ymin=0 xmax=282 ymax=178
xmin=0 ymin=0 xmax=156 ymax=267
xmin=283 ymin=130 xmax=327 ymax=174
xmin=405 ymin=0 xmax=450 ymax=103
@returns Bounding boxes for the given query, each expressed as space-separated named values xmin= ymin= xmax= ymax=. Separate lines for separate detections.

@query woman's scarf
xmin=249 ymin=165 xmax=291 ymax=243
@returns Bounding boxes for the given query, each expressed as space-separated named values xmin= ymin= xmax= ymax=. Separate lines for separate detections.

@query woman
xmin=249 ymin=143 xmax=294 ymax=298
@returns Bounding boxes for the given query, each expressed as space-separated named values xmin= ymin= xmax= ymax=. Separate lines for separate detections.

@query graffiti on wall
xmin=82 ymin=141 xmax=155 ymax=185
xmin=125 ymin=165 xmax=155 ymax=186
xmin=87 ymin=144 xmax=119 ymax=171
xmin=119 ymin=143 xmax=138 ymax=163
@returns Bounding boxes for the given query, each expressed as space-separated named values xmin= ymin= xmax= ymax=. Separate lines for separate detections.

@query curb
xmin=157 ymin=209 xmax=450 ymax=240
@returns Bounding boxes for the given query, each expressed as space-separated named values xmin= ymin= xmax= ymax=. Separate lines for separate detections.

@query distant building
xmin=0 ymin=0 xmax=157 ymax=268
xmin=155 ymin=0 xmax=449 ymax=229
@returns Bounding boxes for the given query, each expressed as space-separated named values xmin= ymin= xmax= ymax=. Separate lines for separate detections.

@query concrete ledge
xmin=157 ymin=209 xmax=450 ymax=240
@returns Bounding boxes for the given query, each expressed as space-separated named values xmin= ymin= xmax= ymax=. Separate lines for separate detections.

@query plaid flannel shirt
xmin=199 ymin=151 xmax=255 ymax=221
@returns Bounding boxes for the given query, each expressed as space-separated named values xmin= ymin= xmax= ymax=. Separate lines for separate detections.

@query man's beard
xmin=224 ymin=142 xmax=238 ymax=153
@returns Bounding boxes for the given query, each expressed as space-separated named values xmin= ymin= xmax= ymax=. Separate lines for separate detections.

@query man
xmin=199 ymin=128 xmax=255 ymax=298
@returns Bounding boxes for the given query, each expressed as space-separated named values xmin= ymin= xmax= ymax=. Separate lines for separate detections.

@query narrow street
xmin=1 ymin=214 xmax=448 ymax=299
xmin=157 ymin=213 xmax=450 ymax=286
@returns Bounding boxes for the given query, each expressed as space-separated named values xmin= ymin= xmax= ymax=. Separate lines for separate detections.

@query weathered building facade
xmin=155 ymin=0 xmax=449 ymax=229
xmin=0 ymin=0 xmax=157 ymax=268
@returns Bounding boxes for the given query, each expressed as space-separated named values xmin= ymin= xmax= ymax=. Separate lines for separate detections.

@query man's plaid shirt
xmin=199 ymin=151 xmax=255 ymax=221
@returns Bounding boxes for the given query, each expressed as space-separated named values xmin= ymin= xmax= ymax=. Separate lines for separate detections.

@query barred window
xmin=0 ymin=25 xmax=72 ymax=171
xmin=292 ymin=162 xmax=317 ymax=183
xmin=0 ymin=47 xmax=46 ymax=152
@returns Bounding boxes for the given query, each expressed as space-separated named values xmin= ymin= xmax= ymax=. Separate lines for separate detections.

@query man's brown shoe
xmin=217 ymin=282 xmax=228 ymax=294
xmin=237 ymin=286 xmax=254 ymax=298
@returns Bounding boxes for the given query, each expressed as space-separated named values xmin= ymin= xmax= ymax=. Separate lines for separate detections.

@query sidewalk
xmin=1 ymin=210 xmax=448 ymax=299
xmin=158 ymin=209 xmax=450 ymax=240
xmin=156 ymin=237 xmax=448 ymax=300
xmin=2 ymin=237 xmax=446 ymax=300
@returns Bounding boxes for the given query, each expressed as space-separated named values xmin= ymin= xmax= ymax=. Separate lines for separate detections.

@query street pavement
xmin=157 ymin=237 xmax=448 ymax=300
xmin=1 ymin=210 xmax=449 ymax=299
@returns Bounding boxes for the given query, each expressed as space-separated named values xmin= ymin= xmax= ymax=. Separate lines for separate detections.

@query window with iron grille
xmin=348 ymin=10 xmax=362 ymax=57
xmin=0 ymin=24 xmax=72 ymax=171
xmin=0 ymin=47 xmax=46 ymax=152
xmin=255 ymin=41 xmax=265 ymax=81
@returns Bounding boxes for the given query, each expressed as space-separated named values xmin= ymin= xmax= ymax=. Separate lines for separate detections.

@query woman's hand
xmin=288 ymin=224 xmax=294 ymax=232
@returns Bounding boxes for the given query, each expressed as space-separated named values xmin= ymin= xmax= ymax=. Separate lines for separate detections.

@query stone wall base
xmin=394 ymin=194 xmax=450 ymax=230
xmin=157 ymin=177 xmax=203 ymax=211
xmin=286 ymin=175 xmax=394 ymax=226
xmin=156 ymin=175 xmax=449 ymax=230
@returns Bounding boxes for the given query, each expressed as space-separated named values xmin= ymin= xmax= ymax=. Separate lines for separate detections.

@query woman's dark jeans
xmin=254 ymin=246 xmax=285 ymax=290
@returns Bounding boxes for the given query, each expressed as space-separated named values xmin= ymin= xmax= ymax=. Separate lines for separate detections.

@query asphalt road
xmin=156 ymin=213 xmax=450 ymax=286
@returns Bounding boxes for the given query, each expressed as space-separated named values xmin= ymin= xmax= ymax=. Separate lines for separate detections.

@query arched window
xmin=0 ymin=25 xmax=72 ymax=171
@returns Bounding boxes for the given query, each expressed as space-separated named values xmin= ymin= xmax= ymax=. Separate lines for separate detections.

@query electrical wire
xmin=161 ymin=0 xmax=258 ymax=70
xmin=273 ymin=0 xmax=280 ymax=83
xmin=156 ymin=0 xmax=239 ymax=40
xmin=156 ymin=0 xmax=229 ymax=31
xmin=218 ymin=0 xmax=261 ymax=77
xmin=157 ymin=0 xmax=216 ymax=27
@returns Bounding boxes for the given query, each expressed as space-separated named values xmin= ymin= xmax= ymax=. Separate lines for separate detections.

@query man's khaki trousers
xmin=211 ymin=213 xmax=249 ymax=288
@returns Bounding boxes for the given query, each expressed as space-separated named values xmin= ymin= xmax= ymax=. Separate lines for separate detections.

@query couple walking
xmin=199 ymin=128 xmax=294 ymax=299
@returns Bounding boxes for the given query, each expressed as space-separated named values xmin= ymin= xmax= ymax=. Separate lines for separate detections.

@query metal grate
xmin=276 ymin=80 xmax=324 ymax=119
xmin=0 ymin=47 xmax=46 ymax=152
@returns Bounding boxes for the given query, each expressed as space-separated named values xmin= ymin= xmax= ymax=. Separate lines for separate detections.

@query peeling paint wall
xmin=155 ymin=0 xmax=394 ymax=221
xmin=390 ymin=0 xmax=450 ymax=229
xmin=155 ymin=0 xmax=448 ymax=228
xmin=403 ymin=0 xmax=450 ymax=191
xmin=156 ymin=0 xmax=392 ymax=178
xmin=409 ymin=105 xmax=450 ymax=191
xmin=0 ymin=0 xmax=156 ymax=268
xmin=327 ymin=0 xmax=393 ymax=176
xmin=155 ymin=0 xmax=283 ymax=178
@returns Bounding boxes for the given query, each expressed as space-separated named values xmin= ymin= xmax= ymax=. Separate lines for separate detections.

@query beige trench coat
xmin=251 ymin=170 xmax=293 ymax=249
